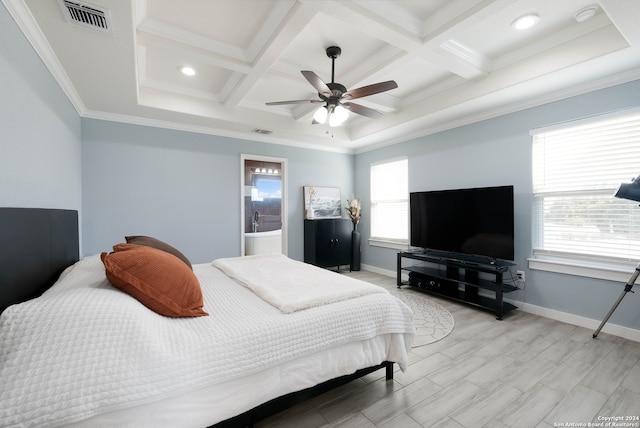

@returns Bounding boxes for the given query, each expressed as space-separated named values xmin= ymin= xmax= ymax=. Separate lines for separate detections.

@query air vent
xmin=59 ymin=0 xmax=111 ymax=32
xmin=252 ymin=128 xmax=273 ymax=135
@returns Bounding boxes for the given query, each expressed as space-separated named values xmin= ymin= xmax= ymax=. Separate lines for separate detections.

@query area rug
xmin=391 ymin=289 xmax=455 ymax=347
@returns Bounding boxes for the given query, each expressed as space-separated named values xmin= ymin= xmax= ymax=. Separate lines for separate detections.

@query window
xmin=370 ymin=158 xmax=408 ymax=245
xmin=532 ymin=110 xmax=640 ymax=268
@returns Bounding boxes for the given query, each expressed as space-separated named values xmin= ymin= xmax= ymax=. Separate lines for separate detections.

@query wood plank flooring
xmin=256 ymin=269 xmax=640 ymax=428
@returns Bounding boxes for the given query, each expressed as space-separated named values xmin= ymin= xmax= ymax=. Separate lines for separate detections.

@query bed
xmin=0 ymin=208 xmax=415 ymax=428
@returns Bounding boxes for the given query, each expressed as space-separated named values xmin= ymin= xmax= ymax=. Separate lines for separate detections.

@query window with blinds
xmin=532 ymin=109 xmax=640 ymax=264
xmin=370 ymin=158 xmax=408 ymax=243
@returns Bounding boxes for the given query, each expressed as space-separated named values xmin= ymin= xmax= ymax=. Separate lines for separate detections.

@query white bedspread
xmin=0 ymin=255 xmax=414 ymax=428
xmin=213 ymin=253 xmax=386 ymax=313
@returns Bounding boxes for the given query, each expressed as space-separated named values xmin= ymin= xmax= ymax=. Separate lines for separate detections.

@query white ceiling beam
xmin=415 ymin=0 xmax=517 ymax=78
xmin=599 ymin=0 xmax=640 ymax=45
xmin=421 ymin=0 xmax=514 ymax=46
xmin=311 ymin=0 xmax=508 ymax=82
xmin=137 ymin=18 xmax=248 ymax=62
xmin=223 ymin=1 xmax=319 ymax=107
xmin=350 ymin=0 xmax=425 ymax=37
xmin=437 ymin=39 xmax=490 ymax=79
xmin=136 ymin=34 xmax=254 ymax=74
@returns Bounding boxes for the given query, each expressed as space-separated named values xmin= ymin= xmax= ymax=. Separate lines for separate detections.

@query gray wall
xmin=81 ymin=119 xmax=354 ymax=263
xmin=3 ymin=0 xmax=639 ymax=333
xmin=355 ymin=79 xmax=640 ymax=331
xmin=0 ymin=3 xmax=82 ymax=230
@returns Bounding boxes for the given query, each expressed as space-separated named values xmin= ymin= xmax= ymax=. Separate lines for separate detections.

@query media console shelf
xmin=397 ymin=251 xmax=518 ymax=320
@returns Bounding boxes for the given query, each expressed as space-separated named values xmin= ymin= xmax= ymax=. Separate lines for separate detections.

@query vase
xmin=351 ymin=223 xmax=361 ymax=271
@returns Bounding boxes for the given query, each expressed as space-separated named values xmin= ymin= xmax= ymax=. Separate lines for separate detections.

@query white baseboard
xmin=361 ymin=264 xmax=640 ymax=343
xmin=361 ymin=263 xmax=397 ymax=278
xmin=508 ymin=299 xmax=640 ymax=342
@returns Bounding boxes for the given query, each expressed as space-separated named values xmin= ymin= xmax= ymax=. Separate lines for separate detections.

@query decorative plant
xmin=309 ymin=186 xmax=317 ymax=205
xmin=345 ymin=196 xmax=361 ymax=226
xmin=306 ymin=186 xmax=317 ymax=219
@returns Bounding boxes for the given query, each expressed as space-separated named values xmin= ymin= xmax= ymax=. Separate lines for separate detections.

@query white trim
xmin=530 ymin=106 xmax=640 ymax=136
xmin=510 ymin=298 xmax=640 ymax=343
xmin=361 ymin=265 xmax=640 ymax=343
xmin=3 ymin=0 xmax=86 ymax=115
xmin=369 ymin=155 xmax=408 ymax=168
xmin=82 ymin=109 xmax=353 ymax=154
xmin=530 ymin=110 xmax=640 ymax=266
xmin=354 ymin=69 xmax=640 ymax=155
xmin=528 ymin=257 xmax=636 ymax=283
xmin=368 ymin=238 xmax=408 ymax=251
xmin=360 ymin=264 xmax=396 ymax=278
xmin=370 ymin=158 xmax=409 ymax=243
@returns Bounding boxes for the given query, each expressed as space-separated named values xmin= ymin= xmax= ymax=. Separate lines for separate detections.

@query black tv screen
xmin=410 ymin=185 xmax=514 ymax=261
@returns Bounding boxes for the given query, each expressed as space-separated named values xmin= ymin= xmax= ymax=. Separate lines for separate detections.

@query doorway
xmin=240 ymin=154 xmax=288 ymax=256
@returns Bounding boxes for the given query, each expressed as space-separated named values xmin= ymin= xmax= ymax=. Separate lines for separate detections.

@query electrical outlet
xmin=516 ymin=270 xmax=525 ymax=282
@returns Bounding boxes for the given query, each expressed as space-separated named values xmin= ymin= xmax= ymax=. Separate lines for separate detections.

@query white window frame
xmin=369 ymin=157 xmax=408 ymax=249
xmin=529 ymin=108 xmax=640 ymax=282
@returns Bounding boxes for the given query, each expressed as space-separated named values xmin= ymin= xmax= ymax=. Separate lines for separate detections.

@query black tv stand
xmin=397 ymin=251 xmax=517 ymax=320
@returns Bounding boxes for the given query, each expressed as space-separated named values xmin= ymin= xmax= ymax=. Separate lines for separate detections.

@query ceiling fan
xmin=265 ymin=46 xmax=398 ymax=127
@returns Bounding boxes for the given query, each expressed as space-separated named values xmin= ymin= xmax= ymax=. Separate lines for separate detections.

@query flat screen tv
xmin=410 ymin=185 xmax=514 ymax=261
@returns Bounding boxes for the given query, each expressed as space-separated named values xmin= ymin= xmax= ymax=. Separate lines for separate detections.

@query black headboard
xmin=0 ymin=208 xmax=79 ymax=313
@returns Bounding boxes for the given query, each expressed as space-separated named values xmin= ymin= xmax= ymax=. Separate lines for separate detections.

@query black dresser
xmin=304 ymin=219 xmax=352 ymax=270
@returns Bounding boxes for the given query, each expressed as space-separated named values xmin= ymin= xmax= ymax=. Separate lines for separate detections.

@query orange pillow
xmin=101 ymin=243 xmax=208 ymax=317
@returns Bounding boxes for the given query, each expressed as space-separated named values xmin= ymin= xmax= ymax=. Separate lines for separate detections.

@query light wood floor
xmin=257 ymin=269 xmax=640 ymax=428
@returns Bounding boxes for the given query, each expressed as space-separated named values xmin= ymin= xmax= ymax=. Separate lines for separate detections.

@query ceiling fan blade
xmin=343 ymin=80 xmax=398 ymax=100
xmin=265 ymin=99 xmax=323 ymax=106
xmin=342 ymin=102 xmax=383 ymax=119
xmin=301 ymin=71 xmax=331 ymax=97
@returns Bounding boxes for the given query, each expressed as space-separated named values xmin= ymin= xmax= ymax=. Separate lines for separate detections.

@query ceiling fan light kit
xmin=313 ymin=106 xmax=328 ymax=123
xmin=266 ymin=46 xmax=398 ymax=129
xmin=329 ymin=105 xmax=348 ymax=127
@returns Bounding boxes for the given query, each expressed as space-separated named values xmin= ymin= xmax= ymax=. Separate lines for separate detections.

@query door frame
xmin=240 ymin=154 xmax=288 ymax=256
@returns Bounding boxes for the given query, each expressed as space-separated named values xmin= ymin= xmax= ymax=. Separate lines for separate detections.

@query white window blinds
xmin=532 ymin=110 xmax=640 ymax=263
xmin=370 ymin=158 xmax=408 ymax=243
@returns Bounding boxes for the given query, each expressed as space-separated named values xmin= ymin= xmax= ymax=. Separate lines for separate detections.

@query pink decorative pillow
xmin=101 ymin=243 xmax=207 ymax=318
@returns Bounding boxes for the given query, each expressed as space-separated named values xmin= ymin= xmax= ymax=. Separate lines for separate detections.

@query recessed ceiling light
xmin=574 ymin=6 xmax=598 ymax=23
xmin=179 ymin=66 xmax=196 ymax=77
xmin=512 ymin=13 xmax=540 ymax=30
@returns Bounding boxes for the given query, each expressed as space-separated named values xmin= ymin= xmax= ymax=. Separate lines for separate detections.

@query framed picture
xmin=303 ymin=186 xmax=342 ymax=219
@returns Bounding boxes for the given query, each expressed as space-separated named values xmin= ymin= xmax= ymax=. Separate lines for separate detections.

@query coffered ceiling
xmin=4 ymin=0 xmax=640 ymax=152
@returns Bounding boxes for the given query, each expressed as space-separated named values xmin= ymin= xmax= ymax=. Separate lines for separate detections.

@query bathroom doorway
xmin=240 ymin=154 xmax=288 ymax=256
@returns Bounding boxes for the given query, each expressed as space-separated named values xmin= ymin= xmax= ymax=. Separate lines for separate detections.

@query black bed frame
xmin=0 ymin=207 xmax=394 ymax=428
xmin=211 ymin=361 xmax=394 ymax=428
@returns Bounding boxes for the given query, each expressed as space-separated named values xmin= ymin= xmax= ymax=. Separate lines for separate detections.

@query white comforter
xmin=0 ymin=255 xmax=414 ymax=428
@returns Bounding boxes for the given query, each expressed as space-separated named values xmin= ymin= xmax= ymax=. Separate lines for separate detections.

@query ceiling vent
xmin=252 ymin=128 xmax=273 ymax=135
xmin=59 ymin=0 xmax=111 ymax=33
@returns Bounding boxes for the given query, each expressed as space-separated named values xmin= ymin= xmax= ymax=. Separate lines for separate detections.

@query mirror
xmin=240 ymin=154 xmax=288 ymax=256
